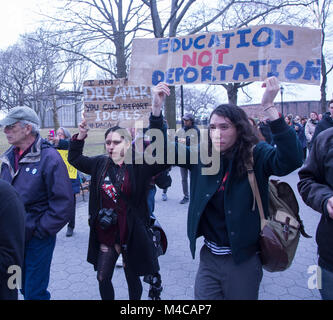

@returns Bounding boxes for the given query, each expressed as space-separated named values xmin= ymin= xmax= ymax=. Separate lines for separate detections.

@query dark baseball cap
xmin=0 ymin=106 xmax=40 ymax=127
xmin=182 ymin=113 xmax=195 ymax=121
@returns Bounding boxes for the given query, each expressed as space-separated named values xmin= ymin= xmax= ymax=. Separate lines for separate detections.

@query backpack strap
xmin=247 ymin=146 xmax=266 ymax=230
xmin=246 ymin=145 xmax=256 ymax=211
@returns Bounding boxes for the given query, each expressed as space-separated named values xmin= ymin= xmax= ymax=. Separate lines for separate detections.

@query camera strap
xmin=100 ymin=160 xmax=134 ymax=212
xmin=99 ymin=158 xmax=138 ymax=216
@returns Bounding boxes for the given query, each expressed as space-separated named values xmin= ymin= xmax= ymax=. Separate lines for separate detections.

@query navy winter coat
xmin=0 ymin=135 xmax=74 ymax=241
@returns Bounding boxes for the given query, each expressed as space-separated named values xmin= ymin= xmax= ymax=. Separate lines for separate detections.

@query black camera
xmin=98 ymin=208 xmax=118 ymax=230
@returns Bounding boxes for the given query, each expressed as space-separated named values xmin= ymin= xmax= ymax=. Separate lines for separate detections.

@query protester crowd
xmin=0 ymin=79 xmax=332 ymax=300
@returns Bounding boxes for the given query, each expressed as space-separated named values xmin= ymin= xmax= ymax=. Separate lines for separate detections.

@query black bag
xmin=154 ymin=169 xmax=172 ymax=190
xmin=149 ymin=218 xmax=168 ymax=257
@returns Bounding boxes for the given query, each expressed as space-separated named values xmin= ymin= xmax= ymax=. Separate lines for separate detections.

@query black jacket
xmin=0 ymin=179 xmax=25 ymax=300
xmin=68 ymin=119 xmax=169 ymax=276
xmin=298 ymin=127 xmax=333 ymax=272
xmin=0 ymin=135 xmax=74 ymax=241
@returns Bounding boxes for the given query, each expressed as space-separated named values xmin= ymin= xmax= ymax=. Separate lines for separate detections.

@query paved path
xmin=45 ymin=167 xmax=321 ymax=300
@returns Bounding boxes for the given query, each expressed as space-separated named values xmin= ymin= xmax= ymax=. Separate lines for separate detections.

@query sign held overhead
xmin=128 ymin=25 xmax=321 ymax=86
xmin=83 ymin=78 xmax=152 ymax=129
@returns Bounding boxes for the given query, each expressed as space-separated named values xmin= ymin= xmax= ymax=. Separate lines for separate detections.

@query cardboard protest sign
xmin=83 ymin=78 xmax=152 ymax=129
xmin=128 ymin=24 xmax=321 ymax=86
xmin=57 ymin=149 xmax=77 ymax=179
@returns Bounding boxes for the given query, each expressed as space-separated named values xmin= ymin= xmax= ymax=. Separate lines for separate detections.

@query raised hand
xmin=261 ymin=76 xmax=280 ymax=121
xmin=77 ymin=118 xmax=89 ymax=140
xmin=151 ymin=82 xmax=170 ymax=116
xmin=261 ymin=76 xmax=280 ymax=107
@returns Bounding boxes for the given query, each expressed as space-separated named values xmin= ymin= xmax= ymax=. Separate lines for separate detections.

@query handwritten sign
xmin=57 ymin=149 xmax=77 ymax=179
xmin=128 ymin=24 xmax=321 ymax=86
xmin=83 ymin=78 xmax=152 ymax=129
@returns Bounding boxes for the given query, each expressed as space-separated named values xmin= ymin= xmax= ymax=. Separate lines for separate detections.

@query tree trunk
xmin=227 ymin=83 xmax=239 ymax=105
xmin=115 ymin=34 xmax=127 ymax=78
xmin=52 ymin=93 xmax=60 ymax=130
xmin=74 ymin=102 xmax=78 ymax=128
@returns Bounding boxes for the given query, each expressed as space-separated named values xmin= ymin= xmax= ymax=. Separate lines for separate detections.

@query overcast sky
xmin=0 ymin=1 xmax=44 ymax=49
xmin=0 ymin=0 xmax=332 ymax=107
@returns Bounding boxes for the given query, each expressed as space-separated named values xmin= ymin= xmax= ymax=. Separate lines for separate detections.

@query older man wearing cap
xmin=176 ymin=113 xmax=200 ymax=204
xmin=0 ymin=106 xmax=74 ymax=300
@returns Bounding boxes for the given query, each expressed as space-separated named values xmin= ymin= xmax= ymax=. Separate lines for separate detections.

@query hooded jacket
xmin=0 ymin=134 xmax=74 ymax=241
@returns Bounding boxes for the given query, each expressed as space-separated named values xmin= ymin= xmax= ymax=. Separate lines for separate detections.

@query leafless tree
xmin=308 ymin=0 xmax=333 ymax=113
xmin=23 ymin=29 xmax=81 ymax=129
xmin=40 ymin=0 xmax=151 ymax=78
xmin=0 ymin=39 xmax=43 ymax=111
xmin=176 ymin=86 xmax=217 ymax=118
xmin=0 ymin=29 xmax=87 ymax=129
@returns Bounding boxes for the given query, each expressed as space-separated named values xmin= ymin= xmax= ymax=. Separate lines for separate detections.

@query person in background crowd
xmin=248 ymin=117 xmax=268 ymax=142
xmin=310 ymin=100 xmax=333 ymax=147
xmin=151 ymin=77 xmax=303 ymax=300
xmin=285 ymin=114 xmax=294 ymax=128
xmin=0 ymin=179 xmax=25 ymax=300
xmin=305 ymin=111 xmax=318 ymax=151
xmin=293 ymin=115 xmax=307 ymax=160
xmin=175 ymin=113 xmax=200 ymax=204
xmin=300 ymin=117 xmax=307 ymax=127
xmin=257 ymin=117 xmax=273 ymax=145
xmin=49 ymin=127 xmax=81 ymax=237
xmin=298 ymin=127 xmax=333 ymax=300
xmin=68 ymin=118 xmax=169 ymax=300
xmin=0 ymin=106 xmax=74 ymax=300
xmin=318 ymin=113 xmax=323 ymax=121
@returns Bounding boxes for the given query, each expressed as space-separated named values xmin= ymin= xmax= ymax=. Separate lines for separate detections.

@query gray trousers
xmin=180 ymin=167 xmax=189 ymax=198
xmin=194 ymin=245 xmax=263 ymax=300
